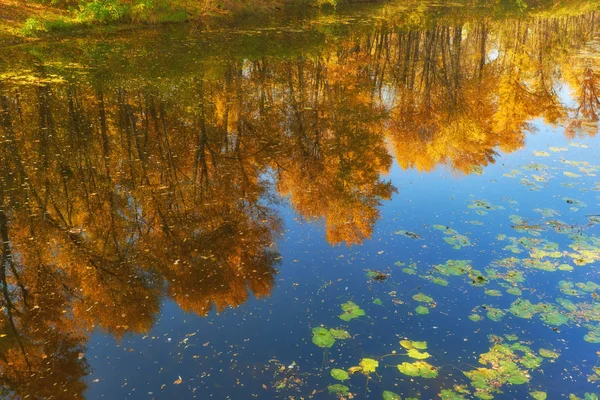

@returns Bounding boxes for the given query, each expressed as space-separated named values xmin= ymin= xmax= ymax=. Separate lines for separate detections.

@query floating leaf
xmin=339 ymin=301 xmax=366 ymax=321
xmin=484 ymin=306 xmax=505 ymax=321
xmin=431 ymin=276 xmax=449 ymax=286
xmin=359 ymin=358 xmax=379 ymax=374
xmin=412 ymin=293 xmax=434 ymax=303
xmin=348 ymin=366 xmax=362 ymax=374
xmin=440 ymin=389 xmax=467 ymax=399
xmin=367 ymin=270 xmax=388 ymax=281
xmin=539 ymin=308 xmax=569 ymax=326
xmin=407 ymin=348 xmax=431 ymax=359
xmin=584 ymin=326 xmax=600 ymax=343
xmin=469 ymin=314 xmax=482 ymax=322
xmin=395 ymin=230 xmax=422 ymax=239
xmin=312 ymin=327 xmax=335 ymax=348
xmin=330 ymin=369 xmax=349 ymax=381
xmin=485 ymin=290 xmax=502 ymax=297
xmin=415 ymin=306 xmax=429 ymax=315
xmin=327 ymin=384 xmax=350 ymax=395
xmin=397 ymin=361 xmax=438 ymax=378
xmin=463 ymin=340 xmax=550 ymax=398
xmin=329 ymin=328 xmax=351 ymax=340
xmin=434 ymin=260 xmax=472 ymax=276
xmin=557 ymin=298 xmax=577 ymax=312
xmin=509 ymin=299 xmax=541 ymax=319
xmin=559 ymin=281 xmax=581 ymax=296
xmin=539 ymin=349 xmax=560 ymax=359
xmin=468 ymin=200 xmax=504 ymax=214
xmin=400 ymin=340 xmax=428 ymax=350
xmin=382 ymin=390 xmax=402 ymax=400
xmin=559 ymin=264 xmax=574 ymax=271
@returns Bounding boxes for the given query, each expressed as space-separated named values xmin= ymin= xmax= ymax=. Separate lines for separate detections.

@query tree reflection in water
xmin=0 ymin=3 xmax=598 ymax=398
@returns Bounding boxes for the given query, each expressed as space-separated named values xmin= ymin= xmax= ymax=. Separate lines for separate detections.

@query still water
xmin=1 ymin=2 xmax=600 ymax=399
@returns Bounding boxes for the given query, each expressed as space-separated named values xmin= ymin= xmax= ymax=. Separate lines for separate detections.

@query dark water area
xmin=1 ymin=2 xmax=600 ymax=399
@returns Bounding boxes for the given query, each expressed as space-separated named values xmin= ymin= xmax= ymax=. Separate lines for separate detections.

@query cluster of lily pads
xmin=433 ymin=225 xmax=472 ymax=249
xmin=394 ymin=198 xmax=600 ymax=343
xmin=312 ymin=326 xmax=352 ymax=348
xmin=305 ymin=148 xmax=600 ymax=398
xmin=412 ymin=293 xmax=434 ymax=315
xmin=314 ymin=319 xmax=562 ymax=400
xmin=322 ymin=335 xmax=438 ymax=398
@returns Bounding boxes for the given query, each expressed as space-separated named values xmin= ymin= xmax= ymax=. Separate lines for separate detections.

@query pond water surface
xmin=1 ymin=2 xmax=600 ymax=399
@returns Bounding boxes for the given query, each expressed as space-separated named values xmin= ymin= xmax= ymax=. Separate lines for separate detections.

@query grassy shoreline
xmin=0 ymin=0 xmax=342 ymax=47
xmin=0 ymin=0 xmax=598 ymax=48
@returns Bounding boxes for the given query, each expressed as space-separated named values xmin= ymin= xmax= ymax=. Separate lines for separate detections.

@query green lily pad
xmin=584 ymin=326 xmax=600 ymax=343
xmin=373 ymin=298 xmax=383 ymax=306
xmin=469 ymin=314 xmax=482 ymax=322
xmin=327 ymin=384 xmax=350 ymax=395
xmin=312 ymin=327 xmax=335 ymax=348
xmin=400 ymin=340 xmax=428 ymax=350
xmin=440 ymin=389 xmax=467 ymax=399
xmin=412 ymin=293 xmax=434 ymax=303
xmin=484 ymin=306 xmax=505 ymax=321
xmin=407 ymin=348 xmax=431 ymax=359
xmin=539 ymin=348 xmax=560 ymax=359
xmin=539 ymin=308 xmax=569 ymax=326
xmin=415 ymin=306 xmax=429 ymax=315
xmin=431 ymin=276 xmax=449 ymax=286
xmin=397 ymin=361 xmax=438 ymax=378
xmin=339 ymin=301 xmax=366 ymax=321
xmin=557 ymin=298 xmax=577 ymax=311
xmin=522 ymin=258 xmax=557 ymax=271
xmin=330 ymin=368 xmax=349 ymax=381
xmin=367 ymin=270 xmax=388 ymax=281
xmin=530 ymin=391 xmax=547 ymax=400
xmin=329 ymin=328 xmax=351 ymax=340
xmin=434 ymin=260 xmax=472 ymax=276
xmin=395 ymin=230 xmax=422 ymax=239
xmin=559 ymin=264 xmax=574 ymax=271
xmin=559 ymin=280 xmax=581 ymax=296
xmin=462 ymin=340 xmax=551 ymax=399
xmin=382 ymin=390 xmax=402 ymax=400
xmin=509 ymin=299 xmax=541 ymax=319
xmin=577 ymin=281 xmax=600 ymax=292
xmin=485 ymin=289 xmax=502 ymax=297
xmin=533 ymin=151 xmax=550 ymax=157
